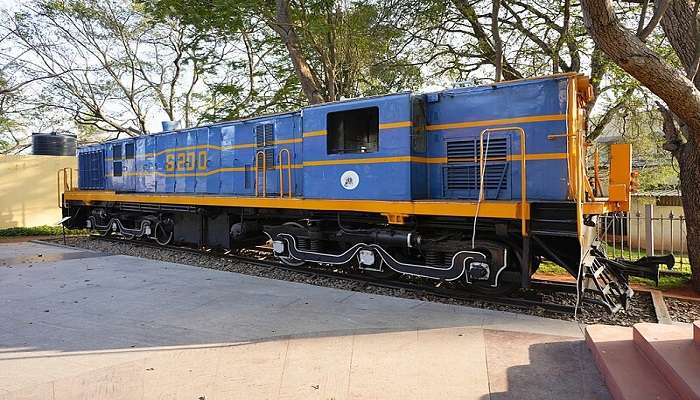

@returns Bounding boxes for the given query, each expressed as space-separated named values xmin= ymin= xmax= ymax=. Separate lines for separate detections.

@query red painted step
xmin=634 ymin=322 xmax=700 ymax=400
xmin=586 ymin=324 xmax=677 ymax=400
xmin=694 ymin=321 xmax=699 ymax=347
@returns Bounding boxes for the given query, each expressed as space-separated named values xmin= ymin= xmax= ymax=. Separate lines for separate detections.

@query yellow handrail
xmin=479 ymin=127 xmax=527 ymax=237
xmin=278 ymin=148 xmax=293 ymax=198
xmin=254 ymin=150 xmax=267 ymax=197
xmin=57 ymin=169 xmax=63 ymax=208
xmin=56 ymin=167 xmax=76 ymax=208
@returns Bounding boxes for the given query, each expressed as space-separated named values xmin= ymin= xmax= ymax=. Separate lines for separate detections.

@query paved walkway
xmin=0 ymin=241 xmax=610 ymax=399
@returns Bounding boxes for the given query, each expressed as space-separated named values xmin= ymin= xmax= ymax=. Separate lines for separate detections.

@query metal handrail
xmin=57 ymin=169 xmax=63 ymax=208
xmin=478 ymin=127 xmax=527 ymax=237
xmin=278 ymin=148 xmax=293 ymax=198
xmin=254 ymin=150 xmax=267 ymax=197
xmin=56 ymin=167 xmax=75 ymax=208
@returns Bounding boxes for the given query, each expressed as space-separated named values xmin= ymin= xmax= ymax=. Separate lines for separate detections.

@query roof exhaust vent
xmin=161 ymin=120 xmax=181 ymax=132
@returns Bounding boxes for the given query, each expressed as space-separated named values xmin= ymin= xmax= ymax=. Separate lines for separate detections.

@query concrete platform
xmin=0 ymin=241 xmax=610 ymax=399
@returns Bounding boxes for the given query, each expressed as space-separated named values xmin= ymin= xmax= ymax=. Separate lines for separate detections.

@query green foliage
xmin=142 ymin=0 xmax=423 ymax=104
xmin=0 ymin=225 xmax=90 ymax=237
xmin=637 ymin=164 xmax=679 ymax=191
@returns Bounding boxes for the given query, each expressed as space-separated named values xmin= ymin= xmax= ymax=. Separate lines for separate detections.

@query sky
xmin=0 ymin=0 xmax=23 ymax=10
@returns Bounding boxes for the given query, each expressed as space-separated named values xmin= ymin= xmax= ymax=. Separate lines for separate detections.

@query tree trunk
xmin=581 ymin=0 xmax=700 ymax=290
xmin=677 ymin=135 xmax=700 ymax=291
xmin=270 ymin=0 xmax=325 ymax=104
xmin=491 ymin=0 xmax=502 ymax=82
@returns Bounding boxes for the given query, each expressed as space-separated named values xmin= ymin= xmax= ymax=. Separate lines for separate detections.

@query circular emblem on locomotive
xmin=340 ymin=170 xmax=359 ymax=190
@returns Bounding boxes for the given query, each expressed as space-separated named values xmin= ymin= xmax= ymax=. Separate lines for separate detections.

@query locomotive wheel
xmin=154 ymin=219 xmax=174 ymax=246
xmin=463 ymin=242 xmax=521 ymax=297
xmin=277 ymin=222 xmax=306 ymax=267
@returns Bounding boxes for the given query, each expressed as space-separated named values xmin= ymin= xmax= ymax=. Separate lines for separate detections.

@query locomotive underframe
xmin=63 ymin=198 xmax=662 ymax=307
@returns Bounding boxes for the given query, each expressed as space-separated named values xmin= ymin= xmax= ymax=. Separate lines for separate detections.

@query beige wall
xmin=0 ymin=155 xmax=77 ymax=229
xmin=626 ymin=196 xmax=687 ymax=253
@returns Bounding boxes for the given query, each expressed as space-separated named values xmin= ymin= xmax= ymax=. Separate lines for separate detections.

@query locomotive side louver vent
xmin=255 ymin=123 xmax=274 ymax=147
xmin=445 ymin=164 xmax=508 ymax=190
xmin=79 ymin=150 xmax=106 ymax=189
xmin=444 ymin=137 xmax=510 ymax=198
xmin=446 ymin=138 xmax=508 ymax=163
xmin=264 ymin=148 xmax=274 ymax=166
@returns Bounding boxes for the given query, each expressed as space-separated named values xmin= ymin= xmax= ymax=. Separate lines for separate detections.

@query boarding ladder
xmin=56 ymin=167 xmax=76 ymax=208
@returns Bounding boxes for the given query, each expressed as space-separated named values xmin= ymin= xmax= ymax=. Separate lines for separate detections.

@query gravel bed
xmin=42 ymin=236 xmax=657 ymax=326
xmin=666 ymin=297 xmax=700 ymax=323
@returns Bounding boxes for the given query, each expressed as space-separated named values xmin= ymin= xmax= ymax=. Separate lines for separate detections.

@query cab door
xmin=136 ymin=136 xmax=156 ymax=192
xmin=110 ymin=142 xmax=123 ymax=191
xmin=122 ymin=139 xmax=136 ymax=191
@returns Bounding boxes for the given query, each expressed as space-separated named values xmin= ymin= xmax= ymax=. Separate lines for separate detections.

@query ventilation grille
xmin=264 ymin=148 xmax=274 ymax=167
xmin=446 ymin=138 xmax=508 ymax=164
xmin=78 ymin=150 xmax=105 ymax=189
xmin=445 ymin=164 xmax=509 ymax=190
xmin=255 ymin=123 xmax=274 ymax=147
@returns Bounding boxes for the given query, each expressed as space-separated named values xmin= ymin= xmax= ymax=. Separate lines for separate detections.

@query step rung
xmin=530 ymin=230 xmax=578 ymax=238
xmin=586 ymin=325 xmax=678 ymax=400
xmin=633 ymin=323 xmax=700 ymax=400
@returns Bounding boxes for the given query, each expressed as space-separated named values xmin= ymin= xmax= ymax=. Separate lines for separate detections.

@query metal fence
xmin=598 ymin=205 xmax=690 ymax=273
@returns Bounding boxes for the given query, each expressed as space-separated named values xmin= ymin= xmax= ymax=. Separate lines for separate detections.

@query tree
xmin=581 ymin=0 xmax=700 ymax=290
xmin=144 ymin=0 xmax=424 ymax=105
xmin=2 ymin=0 xmax=256 ymax=137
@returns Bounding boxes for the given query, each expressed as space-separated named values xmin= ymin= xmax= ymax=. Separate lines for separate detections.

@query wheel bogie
xmin=69 ymin=204 xmax=529 ymax=296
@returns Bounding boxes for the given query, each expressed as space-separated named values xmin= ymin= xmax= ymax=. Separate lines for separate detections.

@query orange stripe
xmin=379 ymin=121 xmax=412 ymax=129
xmin=426 ymin=114 xmax=566 ymax=131
xmin=303 ymin=130 xmax=327 ymax=137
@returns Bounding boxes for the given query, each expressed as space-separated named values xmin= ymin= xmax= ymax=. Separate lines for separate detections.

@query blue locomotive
xmin=61 ymin=73 xmax=668 ymax=312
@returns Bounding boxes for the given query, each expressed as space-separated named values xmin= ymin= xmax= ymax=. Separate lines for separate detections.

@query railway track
xmin=88 ymin=235 xmax=589 ymax=315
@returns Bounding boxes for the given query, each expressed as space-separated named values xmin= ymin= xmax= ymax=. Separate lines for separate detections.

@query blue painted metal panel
xmin=109 ymin=141 xmax=126 ymax=192
xmin=219 ymin=123 xmax=238 ymax=194
xmin=173 ymin=131 xmax=187 ymax=193
xmin=424 ymin=76 xmax=570 ymax=201
xmin=123 ymin=139 xmax=139 ymax=192
xmin=205 ymin=127 xmax=222 ymax=193
xmin=231 ymin=121 xmax=255 ymax=196
xmin=104 ymin=143 xmax=113 ymax=190
xmin=77 ymin=146 xmax=105 ymax=189
xmin=156 ymin=133 xmax=175 ymax=192
xmin=301 ymin=93 xmax=413 ymax=200
xmin=135 ymin=135 xmax=156 ymax=192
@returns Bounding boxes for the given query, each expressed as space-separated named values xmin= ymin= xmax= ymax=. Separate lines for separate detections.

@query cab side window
xmin=327 ymin=107 xmax=379 ymax=154
xmin=125 ymin=142 xmax=135 ymax=160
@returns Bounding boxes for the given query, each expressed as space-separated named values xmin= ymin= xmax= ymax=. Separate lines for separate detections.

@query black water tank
xmin=32 ymin=132 xmax=77 ymax=156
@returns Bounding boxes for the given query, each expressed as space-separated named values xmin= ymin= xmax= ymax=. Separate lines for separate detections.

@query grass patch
xmin=630 ymin=273 xmax=692 ymax=291
xmin=537 ymin=258 xmax=692 ymax=291
xmin=536 ymin=260 xmax=569 ymax=275
xmin=0 ymin=225 xmax=89 ymax=237
xmin=602 ymin=243 xmax=691 ymax=271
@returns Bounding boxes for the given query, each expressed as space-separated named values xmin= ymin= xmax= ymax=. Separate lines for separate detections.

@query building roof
xmin=632 ymin=189 xmax=681 ymax=197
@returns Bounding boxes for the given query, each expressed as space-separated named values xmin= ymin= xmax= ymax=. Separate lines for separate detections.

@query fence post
xmin=645 ymin=204 xmax=655 ymax=256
